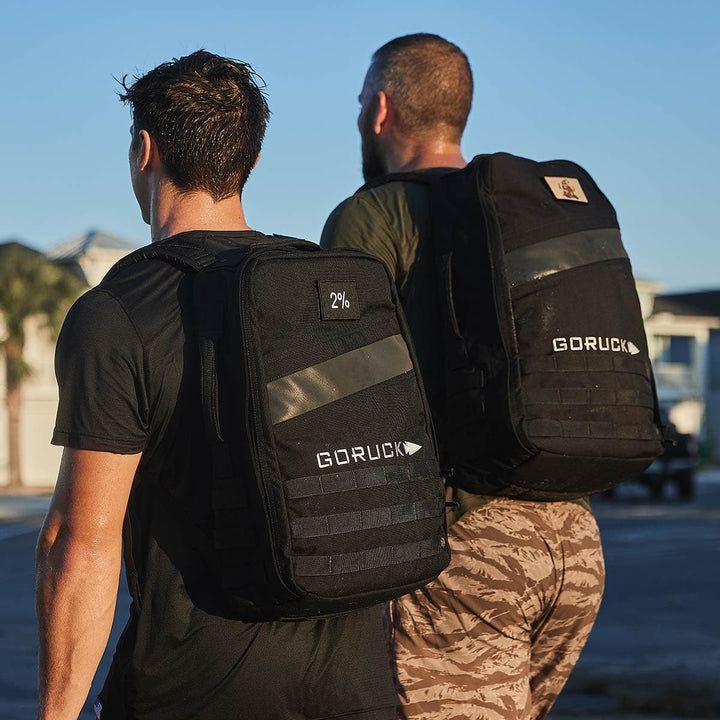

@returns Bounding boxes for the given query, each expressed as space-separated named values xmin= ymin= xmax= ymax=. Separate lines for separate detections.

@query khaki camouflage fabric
xmin=390 ymin=498 xmax=604 ymax=720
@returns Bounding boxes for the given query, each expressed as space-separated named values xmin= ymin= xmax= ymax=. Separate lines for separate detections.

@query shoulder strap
xmin=105 ymin=237 xmax=217 ymax=279
xmin=107 ymin=233 xmax=319 ymax=280
xmin=356 ymin=156 xmax=495 ymax=194
xmin=188 ymin=234 xmax=320 ymax=444
xmin=357 ymin=167 xmax=456 ymax=194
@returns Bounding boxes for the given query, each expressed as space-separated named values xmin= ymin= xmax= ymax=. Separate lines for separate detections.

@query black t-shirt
xmin=52 ymin=231 xmax=397 ymax=720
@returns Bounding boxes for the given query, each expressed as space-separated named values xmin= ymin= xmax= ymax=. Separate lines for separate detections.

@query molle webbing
xmin=293 ymin=536 xmax=445 ymax=578
xmin=523 ymin=387 xmax=655 ymax=408
xmin=290 ymin=497 xmax=444 ymax=539
xmin=285 ymin=459 xmax=437 ymax=499
xmin=522 ymin=353 xmax=656 ymax=440
xmin=522 ymin=353 xmax=650 ymax=376
xmin=287 ymin=458 xmax=445 ymax=578
xmin=526 ymin=418 xmax=660 ymax=440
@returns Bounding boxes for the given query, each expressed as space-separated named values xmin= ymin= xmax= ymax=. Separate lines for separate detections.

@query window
xmin=654 ymin=335 xmax=693 ymax=365
xmin=709 ymin=329 xmax=720 ymax=392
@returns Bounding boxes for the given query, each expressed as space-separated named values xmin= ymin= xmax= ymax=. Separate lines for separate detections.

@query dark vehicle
xmin=639 ymin=416 xmax=699 ymax=500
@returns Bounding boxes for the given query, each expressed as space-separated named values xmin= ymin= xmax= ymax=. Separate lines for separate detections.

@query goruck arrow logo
xmin=552 ymin=336 xmax=641 ymax=355
xmin=317 ymin=440 xmax=422 ymax=469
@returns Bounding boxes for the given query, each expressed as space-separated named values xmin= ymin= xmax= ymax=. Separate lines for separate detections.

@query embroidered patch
xmin=544 ymin=176 xmax=589 ymax=203
xmin=317 ymin=281 xmax=360 ymax=320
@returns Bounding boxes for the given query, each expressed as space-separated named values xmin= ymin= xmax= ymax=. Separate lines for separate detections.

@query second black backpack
xmin=377 ymin=152 xmax=664 ymax=499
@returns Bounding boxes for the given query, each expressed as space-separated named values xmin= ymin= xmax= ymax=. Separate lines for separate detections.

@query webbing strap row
xmin=290 ymin=497 xmax=444 ymax=539
xmin=293 ymin=536 xmax=445 ymax=577
xmin=284 ymin=459 xmax=438 ymax=500
xmin=523 ymin=353 xmax=648 ymax=375
xmin=527 ymin=418 xmax=660 ymax=440
xmin=524 ymin=387 xmax=655 ymax=408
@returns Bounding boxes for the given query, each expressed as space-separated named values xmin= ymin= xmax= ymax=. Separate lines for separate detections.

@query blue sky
xmin=1 ymin=0 xmax=717 ymax=292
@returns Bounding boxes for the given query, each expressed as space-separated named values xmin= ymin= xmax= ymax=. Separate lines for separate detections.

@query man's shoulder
xmin=323 ymin=181 xmax=429 ymax=241
xmin=354 ymin=178 xmax=430 ymax=207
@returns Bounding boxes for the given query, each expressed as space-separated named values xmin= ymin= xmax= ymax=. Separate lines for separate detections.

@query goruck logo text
xmin=317 ymin=440 xmax=422 ymax=469
xmin=552 ymin=336 xmax=641 ymax=355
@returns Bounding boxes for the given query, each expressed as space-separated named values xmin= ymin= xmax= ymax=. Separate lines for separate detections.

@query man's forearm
xmin=36 ymin=521 xmax=121 ymax=720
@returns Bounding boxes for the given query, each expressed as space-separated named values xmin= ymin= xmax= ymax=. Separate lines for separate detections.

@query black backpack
xmin=117 ymin=233 xmax=449 ymax=620
xmin=370 ymin=152 xmax=664 ymax=500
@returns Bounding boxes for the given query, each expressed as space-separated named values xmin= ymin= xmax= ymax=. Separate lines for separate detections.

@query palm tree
xmin=0 ymin=241 xmax=87 ymax=488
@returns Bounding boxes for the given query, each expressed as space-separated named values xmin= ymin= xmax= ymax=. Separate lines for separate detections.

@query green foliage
xmin=5 ymin=355 xmax=32 ymax=387
xmin=0 ymin=241 xmax=88 ymax=388
xmin=0 ymin=241 xmax=87 ymax=334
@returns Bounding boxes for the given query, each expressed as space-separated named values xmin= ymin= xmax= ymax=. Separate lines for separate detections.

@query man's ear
xmin=134 ymin=129 xmax=155 ymax=172
xmin=252 ymin=151 xmax=261 ymax=170
xmin=373 ymin=91 xmax=392 ymax=135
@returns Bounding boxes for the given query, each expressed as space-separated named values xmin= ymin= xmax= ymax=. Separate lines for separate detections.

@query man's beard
xmin=360 ymin=120 xmax=387 ymax=183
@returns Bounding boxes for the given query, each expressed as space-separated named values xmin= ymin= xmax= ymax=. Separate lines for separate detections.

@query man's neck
xmin=149 ymin=182 xmax=251 ymax=242
xmin=384 ymin=137 xmax=466 ymax=173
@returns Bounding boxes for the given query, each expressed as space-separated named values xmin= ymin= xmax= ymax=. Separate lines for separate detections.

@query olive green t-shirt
xmin=322 ymin=179 xmax=442 ymax=413
xmin=321 ymin=177 xmax=591 ymax=514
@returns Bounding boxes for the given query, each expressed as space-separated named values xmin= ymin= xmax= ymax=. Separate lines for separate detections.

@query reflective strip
xmin=291 ymin=497 xmax=444 ymax=539
xmin=293 ymin=536 xmax=445 ymax=577
xmin=285 ymin=460 xmax=438 ymax=500
xmin=505 ymin=228 xmax=626 ymax=288
xmin=267 ymin=334 xmax=413 ymax=424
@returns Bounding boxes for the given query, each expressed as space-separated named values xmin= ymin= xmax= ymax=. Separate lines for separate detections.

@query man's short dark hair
xmin=119 ymin=50 xmax=270 ymax=200
xmin=369 ymin=33 xmax=473 ymax=142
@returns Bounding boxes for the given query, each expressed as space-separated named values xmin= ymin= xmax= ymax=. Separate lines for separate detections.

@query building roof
xmin=653 ymin=291 xmax=720 ymax=318
xmin=46 ymin=229 xmax=138 ymax=261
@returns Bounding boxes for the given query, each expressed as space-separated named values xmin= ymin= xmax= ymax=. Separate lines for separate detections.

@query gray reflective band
xmin=505 ymin=228 xmax=627 ymax=288
xmin=267 ymin=334 xmax=413 ymax=424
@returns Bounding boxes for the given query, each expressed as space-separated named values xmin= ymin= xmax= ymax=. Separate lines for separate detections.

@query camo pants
xmin=391 ymin=498 xmax=604 ymax=720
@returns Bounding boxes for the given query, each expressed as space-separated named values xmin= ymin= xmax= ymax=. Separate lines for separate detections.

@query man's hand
xmin=36 ymin=448 xmax=141 ymax=720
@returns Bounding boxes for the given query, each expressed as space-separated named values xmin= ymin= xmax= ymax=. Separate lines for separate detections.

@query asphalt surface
xmin=2 ymin=472 xmax=719 ymax=719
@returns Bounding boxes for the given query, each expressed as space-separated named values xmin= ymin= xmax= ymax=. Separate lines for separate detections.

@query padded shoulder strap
xmin=106 ymin=233 xmax=318 ymax=280
xmin=356 ymin=154 xmax=501 ymax=193
xmin=357 ymin=167 xmax=458 ymax=194
xmin=104 ymin=236 xmax=218 ymax=280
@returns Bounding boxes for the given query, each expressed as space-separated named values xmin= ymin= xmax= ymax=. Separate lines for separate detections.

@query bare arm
xmin=36 ymin=447 xmax=141 ymax=720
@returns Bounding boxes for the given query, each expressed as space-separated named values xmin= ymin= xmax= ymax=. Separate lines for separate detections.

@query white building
xmin=641 ymin=287 xmax=720 ymax=460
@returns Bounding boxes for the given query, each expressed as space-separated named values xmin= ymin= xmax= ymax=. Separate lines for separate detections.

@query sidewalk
xmin=0 ymin=493 xmax=51 ymax=542
xmin=0 ymin=493 xmax=51 ymax=521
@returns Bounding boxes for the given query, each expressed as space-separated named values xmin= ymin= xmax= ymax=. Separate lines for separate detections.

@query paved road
xmin=0 ymin=496 xmax=131 ymax=719
xmin=2 ymin=473 xmax=719 ymax=719
xmin=551 ymin=472 xmax=720 ymax=718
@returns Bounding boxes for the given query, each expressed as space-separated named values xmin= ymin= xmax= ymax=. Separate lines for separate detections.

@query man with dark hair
xmin=322 ymin=34 xmax=605 ymax=720
xmin=36 ymin=50 xmax=397 ymax=720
